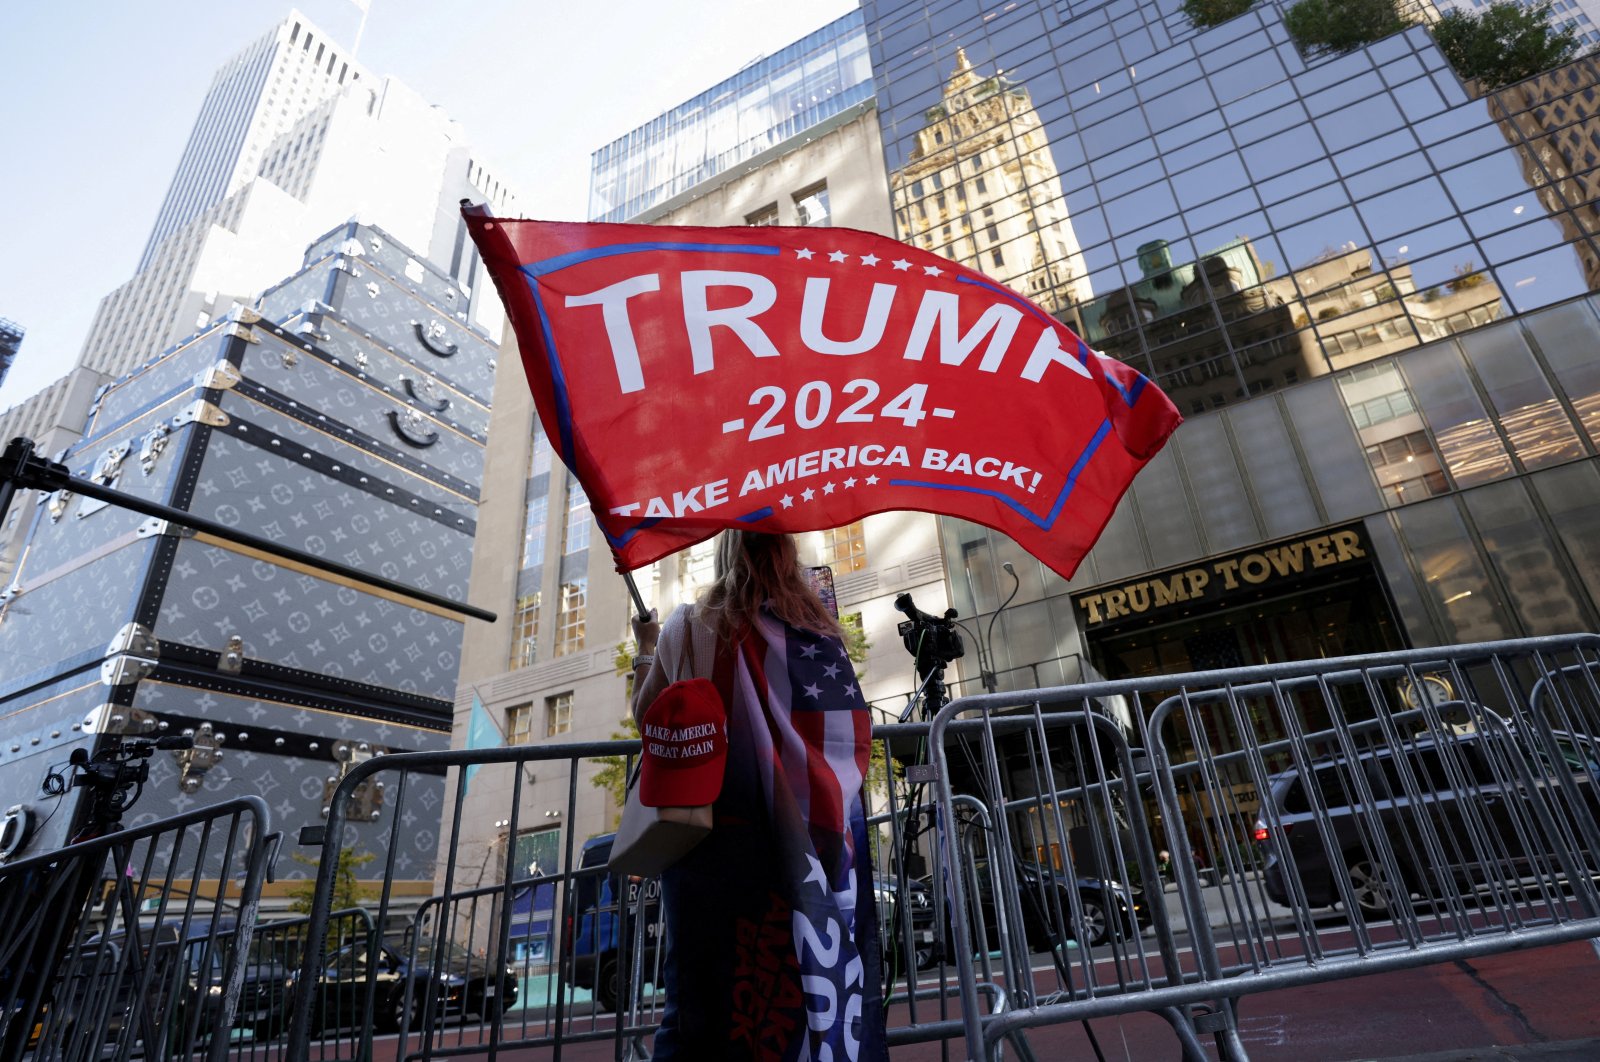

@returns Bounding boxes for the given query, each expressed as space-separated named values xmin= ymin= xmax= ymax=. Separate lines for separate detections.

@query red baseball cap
xmin=639 ymin=678 xmax=728 ymax=807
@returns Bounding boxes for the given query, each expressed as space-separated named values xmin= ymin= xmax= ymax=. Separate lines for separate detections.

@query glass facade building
xmin=861 ymin=0 xmax=1600 ymax=704
xmin=587 ymin=10 xmax=874 ymax=222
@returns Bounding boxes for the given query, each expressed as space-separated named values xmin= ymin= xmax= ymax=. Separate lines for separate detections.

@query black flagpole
xmin=0 ymin=437 xmax=495 ymax=623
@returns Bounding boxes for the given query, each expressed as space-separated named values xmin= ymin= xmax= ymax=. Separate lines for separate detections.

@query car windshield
xmin=390 ymin=939 xmax=475 ymax=965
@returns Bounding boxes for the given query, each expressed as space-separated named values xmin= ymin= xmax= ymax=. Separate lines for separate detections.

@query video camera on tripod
xmin=43 ymin=734 xmax=196 ymax=840
xmin=895 ymin=592 xmax=965 ymax=677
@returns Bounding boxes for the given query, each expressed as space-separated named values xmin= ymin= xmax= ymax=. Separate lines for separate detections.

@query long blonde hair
xmin=695 ymin=531 xmax=841 ymax=640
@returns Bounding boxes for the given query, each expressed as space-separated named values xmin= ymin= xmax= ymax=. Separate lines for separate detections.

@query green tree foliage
xmin=1284 ymin=0 xmax=1409 ymax=55
xmin=591 ymin=713 xmax=641 ymax=826
xmin=1433 ymin=1 xmax=1581 ymax=91
xmin=286 ymin=848 xmax=376 ymax=914
xmin=1183 ymin=0 xmax=1257 ymax=28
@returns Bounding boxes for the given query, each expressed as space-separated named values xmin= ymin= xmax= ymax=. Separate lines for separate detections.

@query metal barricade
xmin=283 ymin=732 xmax=1034 ymax=1062
xmin=284 ymin=741 xmax=669 ymax=1062
xmin=0 ymin=797 xmax=273 ymax=1062
xmin=231 ymin=907 xmax=376 ymax=1061
xmin=929 ymin=633 xmax=1600 ymax=1061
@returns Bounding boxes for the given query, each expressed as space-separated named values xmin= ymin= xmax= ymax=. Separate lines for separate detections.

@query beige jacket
xmin=630 ymin=604 xmax=720 ymax=728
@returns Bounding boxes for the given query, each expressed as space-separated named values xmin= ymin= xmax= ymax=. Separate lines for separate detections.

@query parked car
xmin=964 ymin=857 xmax=1147 ymax=950
xmin=562 ymin=833 xmax=661 ymax=1014
xmin=1257 ymin=726 xmax=1600 ymax=919
xmin=291 ymin=933 xmax=516 ymax=1033
xmin=64 ymin=919 xmax=290 ymax=1048
xmin=874 ymin=875 xmax=939 ymax=972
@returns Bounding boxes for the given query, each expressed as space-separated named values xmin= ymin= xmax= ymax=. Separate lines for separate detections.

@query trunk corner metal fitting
xmin=337 ymin=237 xmax=366 ymax=258
xmin=83 ymin=704 xmax=159 ymax=737
xmin=196 ymin=360 xmax=242 ymax=392
xmin=322 ymin=739 xmax=388 ymax=822
xmin=291 ymin=318 xmax=329 ymax=345
xmin=77 ymin=442 xmax=131 ymax=519
xmin=138 ymin=423 xmax=171 ymax=475
xmin=218 ymin=634 xmax=244 ymax=675
xmin=223 ymin=321 xmax=260 ymax=343
xmin=333 ymin=255 xmax=365 ymax=278
xmin=100 ymin=623 xmax=159 ymax=687
xmin=176 ymin=722 xmax=222 ymax=794
xmin=0 ymin=805 xmax=33 ymax=862
xmin=45 ymin=487 xmax=73 ymax=523
xmin=87 ymin=382 xmax=112 ymax=418
xmin=173 ymin=400 xmax=230 ymax=429
xmin=136 ymin=517 xmax=194 ymax=539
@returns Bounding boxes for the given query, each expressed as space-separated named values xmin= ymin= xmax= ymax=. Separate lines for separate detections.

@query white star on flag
xmin=866 ymin=474 xmax=880 ymax=484
xmin=822 ymin=663 xmax=841 ymax=678
xmin=844 ymin=477 xmax=857 ymax=488
xmin=891 ymin=259 xmax=911 ymax=270
xmin=796 ymin=248 xmax=815 ymax=259
xmin=803 ymin=682 xmax=823 ymax=699
xmin=802 ymin=487 xmax=816 ymax=501
xmin=828 ymin=250 xmax=848 ymax=262
xmin=924 ymin=265 xmax=943 ymax=276
xmin=860 ymin=254 xmax=880 ymax=266
xmin=779 ymin=494 xmax=795 ymax=508
xmin=823 ymin=481 xmax=836 ymax=494
xmin=804 ymin=852 xmax=829 ymax=891
xmin=800 ymin=643 xmax=822 ymax=659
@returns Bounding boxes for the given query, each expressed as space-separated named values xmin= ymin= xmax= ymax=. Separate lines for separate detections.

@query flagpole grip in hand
xmin=623 ymin=570 xmax=651 ymax=623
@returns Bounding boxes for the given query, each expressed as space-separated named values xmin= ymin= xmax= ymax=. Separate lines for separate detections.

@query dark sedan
xmin=293 ymin=935 xmax=516 ymax=1033
xmin=967 ymin=857 xmax=1148 ymax=949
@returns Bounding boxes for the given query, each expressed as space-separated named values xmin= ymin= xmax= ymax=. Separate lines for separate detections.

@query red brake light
xmin=1252 ymin=826 xmax=1270 ymax=843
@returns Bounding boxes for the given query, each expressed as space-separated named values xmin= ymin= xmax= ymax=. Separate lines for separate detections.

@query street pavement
xmin=459 ymin=881 xmax=1600 ymax=1059
xmin=475 ymin=938 xmax=1600 ymax=1060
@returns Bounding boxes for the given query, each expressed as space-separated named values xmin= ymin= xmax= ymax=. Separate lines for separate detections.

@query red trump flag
xmin=466 ymin=214 xmax=1181 ymax=580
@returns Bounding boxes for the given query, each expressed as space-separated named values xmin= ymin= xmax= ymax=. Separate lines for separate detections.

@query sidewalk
xmin=1353 ymin=1039 xmax=1600 ymax=1061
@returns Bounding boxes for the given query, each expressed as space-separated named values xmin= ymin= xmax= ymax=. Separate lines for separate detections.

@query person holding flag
xmin=629 ymin=530 xmax=887 ymax=1061
xmin=466 ymin=207 xmax=1183 ymax=1057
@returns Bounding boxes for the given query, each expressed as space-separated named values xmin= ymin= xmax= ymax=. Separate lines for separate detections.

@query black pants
xmin=652 ymin=821 xmax=803 ymax=1060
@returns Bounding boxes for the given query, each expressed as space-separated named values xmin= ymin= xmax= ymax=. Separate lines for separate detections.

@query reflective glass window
xmin=1398 ymin=341 xmax=1514 ymax=487
xmin=1130 ymin=445 xmax=1201 ymax=568
xmin=1394 ymin=497 xmax=1513 ymax=643
xmin=1523 ymin=299 xmax=1600 ymax=445
xmin=1463 ymin=480 xmax=1589 ymax=635
xmin=1531 ymin=462 xmax=1600 ymax=614
xmin=1456 ymin=323 xmax=1585 ymax=470
xmin=1176 ymin=415 xmax=1259 ymax=552
xmin=1228 ymin=397 xmax=1321 ymax=538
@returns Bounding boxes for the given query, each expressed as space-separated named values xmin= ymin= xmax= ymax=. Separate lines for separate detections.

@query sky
xmin=0 ymin=0 xmax=858 ymax=413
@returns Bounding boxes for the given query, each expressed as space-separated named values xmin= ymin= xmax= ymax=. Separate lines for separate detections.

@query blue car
xmin=561 ymin=834 xmax=661 ymax=1014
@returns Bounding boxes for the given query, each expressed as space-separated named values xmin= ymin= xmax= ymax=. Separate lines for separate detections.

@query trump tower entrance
xmin=1074 ymin=524 xmax=1406 ymax=755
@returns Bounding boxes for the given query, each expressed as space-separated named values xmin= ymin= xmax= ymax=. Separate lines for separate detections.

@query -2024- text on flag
xmin=466 ymin=214 xmax=1182 ymax=580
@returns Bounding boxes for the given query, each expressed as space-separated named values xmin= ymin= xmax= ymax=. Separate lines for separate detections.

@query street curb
xmin=1340 ymin=1038 xmax=1600 ymax=1062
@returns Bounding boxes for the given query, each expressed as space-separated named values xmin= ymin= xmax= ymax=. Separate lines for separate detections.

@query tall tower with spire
xmin=889 ymin=49 xmax=1092 ymax=328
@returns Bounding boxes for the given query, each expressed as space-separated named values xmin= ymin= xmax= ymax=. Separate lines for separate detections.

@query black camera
xmin=895 ymin=592 xmax=965 ymax=677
